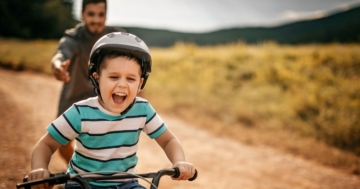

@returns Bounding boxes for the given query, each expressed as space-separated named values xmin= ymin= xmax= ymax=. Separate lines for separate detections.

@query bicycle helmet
xmin=88 ymin=32 xmax=152 ymax=98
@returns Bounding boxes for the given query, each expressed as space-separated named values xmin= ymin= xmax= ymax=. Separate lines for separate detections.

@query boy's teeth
xmin=115 ymin=93 xmax=126 ymax=96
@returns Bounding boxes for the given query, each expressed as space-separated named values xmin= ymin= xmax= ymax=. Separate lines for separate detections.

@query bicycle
xmin=16 ymin=167 xmax=198 ymax=189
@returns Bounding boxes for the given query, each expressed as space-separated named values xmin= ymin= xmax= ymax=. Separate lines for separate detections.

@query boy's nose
xmin=117 ymin=79 xmax=127 ymax=87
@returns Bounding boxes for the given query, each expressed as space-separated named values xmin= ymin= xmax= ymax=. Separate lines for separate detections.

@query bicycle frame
xmin=16 ymin=168 xmax=197 ymax=189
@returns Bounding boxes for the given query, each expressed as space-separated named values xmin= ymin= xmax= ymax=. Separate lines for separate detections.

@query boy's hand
xmin=173 ymin=162 xmax=196 ymax=181
xmin=27 ymin=168 xmax=52 ymax=189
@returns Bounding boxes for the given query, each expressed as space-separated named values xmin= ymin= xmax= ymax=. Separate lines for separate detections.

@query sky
xmin=72 ymin=0 xmax=360 ymax=33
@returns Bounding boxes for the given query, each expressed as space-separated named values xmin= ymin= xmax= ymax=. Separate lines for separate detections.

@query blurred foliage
xmin=0 ymin=38 xmax=57 ymax=73
xmin=1 ymin=38 xmax=360 ymax=172
xmin=0 ymin=0 xmax=78 ymax=39
xmin=147 ymin=42 xmax=360 ymax=155
xmin=1 ymin=1 xmax=358 ymax=44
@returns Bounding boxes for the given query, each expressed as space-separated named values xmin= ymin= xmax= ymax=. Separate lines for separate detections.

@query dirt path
xmin=0 ymin=68 xmax=359 ymax=189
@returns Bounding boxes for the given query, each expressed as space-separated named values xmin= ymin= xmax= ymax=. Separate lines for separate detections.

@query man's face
xmin=82 ymin=2 xmax=106 ymax=35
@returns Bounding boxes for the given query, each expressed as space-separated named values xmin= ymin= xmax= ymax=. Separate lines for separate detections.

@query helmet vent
xmin=107 ymin=33 xmax=115 ymax=38
xmin=135 ymin=37 xmax=143 ymax=43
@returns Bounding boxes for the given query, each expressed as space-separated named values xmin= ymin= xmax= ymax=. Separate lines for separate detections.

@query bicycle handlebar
xmin=18 ymin=173 xmax=70 ymax=189
xmin=17 ymin=168 xmax=198 ymax=189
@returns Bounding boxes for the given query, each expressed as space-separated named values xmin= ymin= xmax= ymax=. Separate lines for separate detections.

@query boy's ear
xmin=138 ymin=78 xmax=144 ymax=93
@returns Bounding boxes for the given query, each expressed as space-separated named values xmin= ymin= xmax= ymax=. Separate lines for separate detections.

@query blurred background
xmin=1 ymin=0 xmax=360 ymax=45
xmin=1 ymin=0 xmax=360 ymax=188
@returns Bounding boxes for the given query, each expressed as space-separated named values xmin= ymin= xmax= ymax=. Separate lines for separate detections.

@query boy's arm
xmin=27 ymin=132 xmax=62 ymax=182
xmin=155 ymin=129 xmax=195 ymax=180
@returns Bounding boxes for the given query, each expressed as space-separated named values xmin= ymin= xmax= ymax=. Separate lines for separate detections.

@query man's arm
xmin=51 ymin=35 xmax=77 ymax=82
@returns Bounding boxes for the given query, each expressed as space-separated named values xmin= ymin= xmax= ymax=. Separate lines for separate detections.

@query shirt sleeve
xmin=47 ymin=105 xmax=82 ymax=145
xmin=51 ymin=35 xmax=78 ymax=64
xmin=143 ymin=103 xmax=167 ymax=139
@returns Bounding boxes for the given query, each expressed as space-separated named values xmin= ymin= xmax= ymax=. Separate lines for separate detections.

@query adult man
xmin=51 ymin=0 xmax=124 ymax=164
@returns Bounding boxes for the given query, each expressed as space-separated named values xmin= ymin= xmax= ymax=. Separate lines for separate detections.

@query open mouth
xmin=112 ymin=93 xmax=126 ymax=104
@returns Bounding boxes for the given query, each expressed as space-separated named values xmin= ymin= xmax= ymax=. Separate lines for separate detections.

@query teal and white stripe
xmin=47 ymin=97 xmax=167 ymax=187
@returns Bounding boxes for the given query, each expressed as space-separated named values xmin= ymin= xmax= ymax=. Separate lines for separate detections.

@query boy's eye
xmin=110 ymin=76 xmax=118 ymax=79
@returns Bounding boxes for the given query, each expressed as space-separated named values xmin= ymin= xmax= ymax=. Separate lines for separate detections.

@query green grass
xmin=1 ymin=38 xmax=360 ymax=175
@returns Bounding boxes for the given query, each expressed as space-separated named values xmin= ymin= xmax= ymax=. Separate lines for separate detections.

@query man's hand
xmin=52 ymin=59 xmax=71 ymax=83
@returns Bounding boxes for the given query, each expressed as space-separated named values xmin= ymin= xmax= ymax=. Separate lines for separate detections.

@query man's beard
xmin=86 ymin=23 xmax=104 ymax=35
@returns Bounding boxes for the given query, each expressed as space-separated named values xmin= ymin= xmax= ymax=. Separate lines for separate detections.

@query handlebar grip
xmin=173 ymin=167 xmax=181 ymax=178
xmin=22 ymin=173 xmax=64 ymax=182
xmin=173 ymin=167 xmax=198 ymax=181
xmin=188 ymin=169 xmax=198 ymax=181
xmin=17 ymin=173 xmax=70 ymax=189
xmin=22 ymin=177 xmax=30 ymax=189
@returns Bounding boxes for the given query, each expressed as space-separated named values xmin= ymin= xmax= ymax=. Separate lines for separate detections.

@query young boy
xmin=52 ymin=0 xmax=125 ymax=166
xmin=27 ymin=32 xmax=196 ymax=189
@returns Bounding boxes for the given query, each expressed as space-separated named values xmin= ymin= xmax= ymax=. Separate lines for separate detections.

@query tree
xmin=0 ymin=0 xmax=78 ymax=39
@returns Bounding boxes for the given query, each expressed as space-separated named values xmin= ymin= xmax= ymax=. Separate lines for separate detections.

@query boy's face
xmin=82 ymin=2 xmax=106 ymax=35
xmin=95 ymin=56 xmax=143 ymax=114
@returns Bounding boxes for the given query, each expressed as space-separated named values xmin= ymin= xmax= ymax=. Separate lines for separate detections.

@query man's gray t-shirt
xmin=52 ymin=23 xmax=123 ymax=115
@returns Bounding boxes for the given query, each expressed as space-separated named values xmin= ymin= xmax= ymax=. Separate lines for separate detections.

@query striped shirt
xmin=47 ymin=97 xmax=167 ymax=187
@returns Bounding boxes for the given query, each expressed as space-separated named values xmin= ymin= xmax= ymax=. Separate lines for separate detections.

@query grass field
xmin=1 ymin=38 xmax=359 ymax=175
